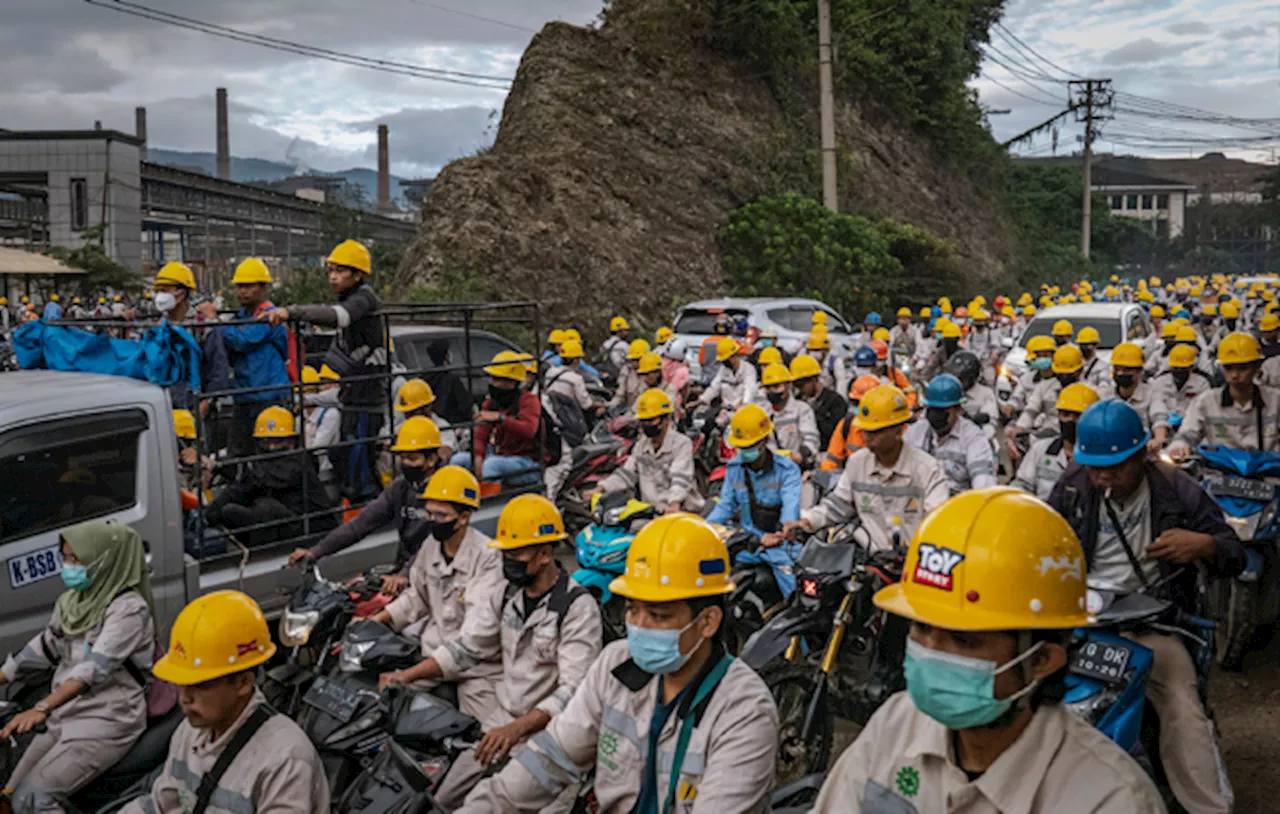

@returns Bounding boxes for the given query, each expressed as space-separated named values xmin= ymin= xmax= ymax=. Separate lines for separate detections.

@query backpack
xmin=539 ymin=404 xmax=564 ymax=467
xmin=124 ymin=641 xmax=179 ymax=719
xmin=545 ymin=371 xmax=589 ymax=448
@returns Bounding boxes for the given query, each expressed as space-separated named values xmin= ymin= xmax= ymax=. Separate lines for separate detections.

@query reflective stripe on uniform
xmin=514 ymin=745 xmax=571 ymax=795
xmin=170 ymin=760 xmax=256 ymax=814
xmin=849 ymin=481 xmax=921 ymax=498
xmin=601 ymin=703 xmax=643 ymax=749
xmin=658 ymin=748 xmax=707 ymax=775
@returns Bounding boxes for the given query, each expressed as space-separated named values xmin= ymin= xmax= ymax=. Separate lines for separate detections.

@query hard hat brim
xmin=853 ymin=414 xmax=910 ymax=432
xmin=1072 ymin=431 xmax=1150 ymax=468
xmin=607 ymin=573 xmax=735 ymax=604
xmin=873 ymin=583 xmax=1092 ymax=632
xmin=152 ymin=640 xmax=277 ymax=686
xmin=488 ymin=531 xmax=566 ymax=550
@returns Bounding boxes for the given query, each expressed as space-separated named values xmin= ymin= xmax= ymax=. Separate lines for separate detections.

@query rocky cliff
xmin=397 ymin=3 xmax=1016 ymax=330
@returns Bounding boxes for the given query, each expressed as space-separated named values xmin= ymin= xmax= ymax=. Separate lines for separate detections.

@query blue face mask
xmin=626 ymin=619 xmax=702 ymax=674
xmin=61 ymin=564 xmax=93 ymax=591
xmin=738 ymin=445 xmax=763 ymax=464
xmin=1030 ymin=357 xmax=1052 ymax=370
xmin=903 ymin=639 xmax=1041 ymax=730
xmin=759 ymin=338 xmax=773 ymax=348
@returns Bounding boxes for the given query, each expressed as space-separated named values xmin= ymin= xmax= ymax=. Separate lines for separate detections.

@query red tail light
xmin=800 ymin=578 xmax=819 ymax=597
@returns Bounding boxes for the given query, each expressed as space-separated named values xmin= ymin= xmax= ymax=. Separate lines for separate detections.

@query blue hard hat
xmin=854 ymin=346 xmax=878 ymax=366
xmin=930 ymin=305 xmax=942 ymax=318
xmin=923 ymin=373 xmax=964 ymax=408
xmin=866 ymin=312 xmax=882 ymax=325
xmin=1074 ymin=399 xmax=1150 ymax=467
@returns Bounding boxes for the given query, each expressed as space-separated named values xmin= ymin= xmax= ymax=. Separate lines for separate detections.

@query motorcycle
xmin=557 ymin=418 xmax=637 ymax=539
xmin=573 ymin=492 xmax=658 ymax=640
xmin=1195 ymin=445 xmax=1280 ymax=670
xmin=740 ymin=527 xmax=906 ymax=786
xmin=684 ymin=400 xmax=731 ymax=497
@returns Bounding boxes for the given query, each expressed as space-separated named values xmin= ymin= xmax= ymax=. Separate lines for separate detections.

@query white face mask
xmin=154 ymin=292 xmax=178 ymax=313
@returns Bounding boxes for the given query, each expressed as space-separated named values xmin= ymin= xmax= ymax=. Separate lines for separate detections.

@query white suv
xmin=1004 ymin=303 xmax=1153 ymax=382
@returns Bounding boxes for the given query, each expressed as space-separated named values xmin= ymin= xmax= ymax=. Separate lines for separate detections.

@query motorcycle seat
xmin=107 ymin=707 xmax=184 ymax=776
xmin=572 ymin=442 xmax=618 ymax=466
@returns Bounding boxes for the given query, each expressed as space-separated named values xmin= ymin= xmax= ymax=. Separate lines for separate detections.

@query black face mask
xmin=429 ymin=518 xmax=459 ymax=542
xmin=401 ymin=462 xmax=427 ymax=487
xmin=1056 ymin=373 xmax=1077 ymax=388
xmin=925 ymin=407 xmax=951 ymax=433
xmin=1081 ymin=345 xmax=1096 ymax=360
xmin=1113 ymin=373 xmax=1136 ymax=389
xmin=1060 ymin=420 xmax=1078 ymax=445
xmin=641 ymin=421 xmax=664 ymax=438
xmin=1226 ymin=319 xmax=1238 ymax=330
xmin=942 ymin=338 xmax=960 ymax=356
xmin=766 ymin=390 xmax=788 ymax=407
xmin=503 ymin=554 xmax=537 ymax=588
xmin=1202 ymin=316 xmax=1214 ymax=325
xmin=1173 ymin=370 xmax=1191 ymax=389
xmin=489 ymin=385 xmax=519 ymax=407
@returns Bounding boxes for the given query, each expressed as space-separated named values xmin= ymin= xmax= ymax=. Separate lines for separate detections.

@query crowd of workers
xmin=4 ymin=264 xmax=1279 ymax=813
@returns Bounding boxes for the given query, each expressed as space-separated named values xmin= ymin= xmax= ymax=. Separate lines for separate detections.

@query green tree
xmin=46 ymin=225 xmax=144 ymax=295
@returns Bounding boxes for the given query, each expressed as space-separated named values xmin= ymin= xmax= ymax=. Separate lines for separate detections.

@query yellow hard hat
xmin=1175 ymin=326 xmax=1199 ymax=344
xmin=231 ymin=257 xmax=272 ymax=285
xmin=1190 ymin=286 xmax=1202 ymax=297
xmin=939 ymin=321 xmax=962 ymax=339
xmin=1110 ymin=342 xmax=1144 ymax=368
xmin=874 ymin=488 xmax=1091 ymax=631
xmin=1221 ymin=302 xmax=1239 ymax=319
xmin=637 ymin=352 xmax=663 ymax=375
xmin=0 ymin=297 xmax=6 ymax=306
xmin=390 ymin=416 xmax=442 ymax=452
xmin=897 ymin=307 xmax=912 ymax=318
xmin=319 ymin=364 xmax=340 ymax=381
xmin=1001 ymin=305 xmax=1015 ymax=318
xmin=301 ymin=365 xmax=320 ymax=385
xmin=559 ymin=340 xmax=584 ymax=359
xmin=1023 ymin=305 xmax=1036 ymax=316
xmin=971 ymin=308 xmax=989 ymax=322
xmin=1168 ymin=344 xmax=1198 ymax=369
xmin=21 ymin=296 xmax=29 ymax=303
xmin=396 ymin=378 xmax=436 ymax=412
xmin=610 ymin=316 xmax=630 ymax=332
xmin=327 ymin=239 xmax=371 ymax=274
xmin=484 ymin=350 xmax=530 ymax=381
xmin=1017 ymin=293 xmax=1032 ymax=306
xmin=173 ymin=409 xmax=196 ymax=440
xmin=1026 ymin=336 xmax=1059 ymax=358
xmin=548 ymin=329 xmax=567 ymax=346
xmin=1051 ymin=319 xmax=1073 ymax=337
xmin=1051 ymin=344 xmax=1084 ymax=374
xmin=1150 ymin=305 xmax=1165 ymax=318
xmin=1079 ymin=295 xmax=1092 ymax=304
xmin=854 ymin=385 xmax=912 ymax=431
xmin=717 ymin=336 xmax=741 ymax=361
xmin=98 ymin=297 xmax=106 ymax=304
xmin=973 ymin=295 xmax=987 ymax=306
xmin=563 ymin=329 xmax=582 ymax=343
xmin=73 ymin=297 xmax=81 ymax=304
xmin=811 ymin=311 xmax=829 ymax=326
xmin=1218 ymin=332 xmax=1262 ymax=365
xmin=1076 ymin=326 xmax=1100 ymax=345
xmin=1161 ymin=322 xmax=1179 ymax=338
xmin=1202 ymin=303 xmax=1218 ymax=317
xmin=1261 ymin=314 xmax=1280 ymax=332
xmin=50 ymin=294 xmax=60 ymax=302
xmin=937 ymin=296 xmax=952 ymax=312
xmin=635 ymin=388 xmax=674 ymax=420
xmin=872 ymin=327 xmax=891 ymax=341
xmin=807 ymin=330 xmax=830 ymax=351
xmin=490 ymin=494 xmax=567 ymax=550
xmin=790 ymin=354 xmax=821 ymax=381
xmin=628 ymin=338 xmax=651 ymax=360
xmin=152 ymin=591 xmax=277 ymax=686
xmin=155 ymin=261 xmax=196 ymax=290
xmin=253 ymin=406 xmax=297 ymax=437
xmin=512 ymin=352 xmax=538 ymax=375
xmin=1056 ymin=383 xmax=1100 ymax=414
xmin=608 ymin=514 xmax=733 ymax=604
xmin=757 ymin=346 xmax=783 ymax=367
xmin=655 ymin=326 xmax=673 ymax=344
xmin=422 ymin=465 xmax=481 ymax=508
xmin=114 ymin=295 xmax=122 ymax=302
xmin=919 ymin=307 xmax=931 ymax=318
xmin=761 ymin=362 xmax=792 ymax=387
xmin=727 ymin=403 xmax=774 ymax=448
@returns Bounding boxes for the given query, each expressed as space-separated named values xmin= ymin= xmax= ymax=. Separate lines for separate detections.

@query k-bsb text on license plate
xmin=8 ymin=546 xmax=63 ymax=589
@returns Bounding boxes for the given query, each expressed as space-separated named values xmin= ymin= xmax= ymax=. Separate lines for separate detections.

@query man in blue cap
xmin=1048 ymin=399 xmax=1243 ymax=814
xmin=903 ymin=374 xmax=995 ymax=496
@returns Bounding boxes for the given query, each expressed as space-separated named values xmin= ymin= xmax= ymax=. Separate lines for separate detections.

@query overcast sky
xmin=4 ymin=0 xmax=1277 ymax=178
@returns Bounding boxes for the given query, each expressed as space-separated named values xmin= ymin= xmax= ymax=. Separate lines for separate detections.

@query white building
xmin=1094 ymin=166 xmax=1195 ymax=240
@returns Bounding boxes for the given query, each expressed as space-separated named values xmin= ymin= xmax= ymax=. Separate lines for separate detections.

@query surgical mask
xmin=738 ymin=445 xmax=763 ymax=464
xmin=1030 ymin=357 xmax=1052 ymax=371
xmin=502 ymin=555 xmax=537 ymax=588
xmin=429 ymin=518 xmax=459 ymax=542
xmin=925 ymin=407 xmax=951 ymax=433
xmin=154 ymin=292 xmax=178 ymax=313
xmin=855 ymin=365 xmax=875 ymax=378
xmin=641 ymin=421 xmax=664 ymax=439
xmin=1060 ymin=420 xmax=1078 ymax=445
xmin=61 ymin=564 xmax=93 ymax=591
xmin=400 ymin=462 xmax=427 ymax=487
xmin=904 ymin=638 xmax=1042 ymax=730
xmin=766 ymin=390 xmax=787 ymax=407
xmin=759 ymin=338 xmax=773 ymax=348
xmin=626 ymin=618 xmax=702 ymax=675
xmin=1113 ymin=373 xmax=1136 ymax=389
xmin=488 ymin=385 xmax=519 ymax=407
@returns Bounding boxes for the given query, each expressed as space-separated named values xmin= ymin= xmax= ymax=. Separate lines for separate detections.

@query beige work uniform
xmin=385 ymin=526 xmax=505 ymax=719
xmin=1171 ymin=385 xmax=1280 ymax=453
xmin=903 ymin=416 xmax=997 ymax=496
xmin=609 ymin=365 xmax=645 ymax=412
xmin=768 ymin=396 xmax=821 ymax=466
xmin=597 ymin=428 xmax=704 ymax=512
xmin=1007 ymin=370 xmax=1049 ymax=415
xmin=3 ymin=592 xmax=154 ymax=814
xmin=1097 ymin=379 xmax=1170 ymax=431
xmin=698 ymin=360 xmax=758 ymax=413
xmin=457 ymin=641 xmax=779 ymax=814
xmin=1149 ymin=369 xmax=1213 ymax=417
xmin=1011 ymin=435 xmax=1069 ymax=501
xmin=544 ymin=366 xmax=595 ymax=411
xmin=1260 ymin=354 xmax=1280 ymax=388
xmin=813 ymin=692 xmax=1165 ymax=814
xmin=120 ymin=689 xmax=328 ymax=814
xmin=1015 ymin=376 xmax=1063 ymax=435
xmin=437 ymin=569 xmax=603 ymax=809
xmin=963 ymin=383 xmax=999 ymax=429
xmin=803 ymin=443 xmax=949 ymax=551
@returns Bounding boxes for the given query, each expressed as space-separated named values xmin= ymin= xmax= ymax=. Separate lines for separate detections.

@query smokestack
xmin=216 ymin=88 xmax=230 ymax=180
xmin=135 ymin=107 xmax=147 ymax=161
xmin=377 ymin=124 xmax=390 ymax=213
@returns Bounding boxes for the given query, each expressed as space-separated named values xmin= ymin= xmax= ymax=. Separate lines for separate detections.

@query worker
xmin=121 ymin=591 xmax=328 ymax=814
xmin=205 ymin=406 xmax=338 ymax=547
xmin=458 ymin=351 xmax=544 ymax=486
xmin=219 ymin=258 xmax=291 ymax=458
xmin=1051 ymin=401 xmax=1244 ymax=813
xmin=1051 ymin=318 xmax=1073 ymax=347
xmin=302 ymin=365 xmax=342 ymax=492
xmin=372 ymin=466 xmax=505 ymax=720
xmin=708 ymin=404 xmax=803 ymax=553
xmin=1169 ymin=333 xmax=1280 ymax=457
xmin=944 ymin=351 xmax=999 ymax=430
xmin=697 ymin=336 xmax=759 ymax=419
xmin=1076 ymin=326 xmax=1109 ymax=389
xmin=543 ymin=329 xmax=567 ymax=367
xmin=791 ymin=353 xmax=847 ymax=450
xmin=1011 ymin=382 xmax=1099 ymax=500
xmin=42 ymin=293 xmax=63 ymax=321
xmin=660 ymin=339 xmax=692 ymax=409
xmin=791 ymin=384 xmax=949 ymax=551
xmin=457 ymin=514 xmax=779 ymax=813
xmin=422 ymin=338 xmax=476 ymax=425
xmin=594 ymin=389 xmax=704 ymax=514
xmin=820 ymin=375 xmax=880 ymax=472
xmin=290 ymin=416 xmax=446 ymax=596
xmin=811 ymin=328 xmax=849 ymax=397
xmin=542 ymin=339 xmax=605 ymax=431
xmin=760 ymin=362 xmax=820 ymax=469
xmin=610 ymin=338 xmax=651 ymax=411
xmin=394 ymin=377 xmax=459 ymax=456
xmin=1146 ymin=321 xmax=1180 ymax=377
xmin=266 ymin=240 xmax=387 ymax=502
xmin=1104 ymin=342 xmax=1169 ymax=449
xmin=0 ymin=523 xmax=155 ymax=814
xmin=654 ymin=325 xmax=673 ymax=350
xmin=813 ymin=488 xmax=1164 ymax=813
xmin=153 ymin=261 xmax=232 ymax=416
xmin=1259 ymin=313 xmax=1280 ymax=358
xmin=889 ymin=307 xmax=917 ymax=360
xmin=1194 ymin=303 xmax=1221 ymax=350
xmin=1008 ymin=344 xmax=1083 ymax=445
xmin=903 ymin=374 xmax=997 ymax=496
xmin=600 ymin=316 xmax=632 ymax=381
xmin=963 ymin=308 xmax=995 ymax=381
xmin=435 ymin=496 xmax=603 ymax=809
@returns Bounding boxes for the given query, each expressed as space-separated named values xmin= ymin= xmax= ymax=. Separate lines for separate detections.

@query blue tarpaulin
xmin=13 ymin=320 xmax=202 ymax=392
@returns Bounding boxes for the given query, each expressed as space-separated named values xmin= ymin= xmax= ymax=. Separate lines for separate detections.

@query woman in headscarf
xmin=0 ymin=522 xmax=156 ymax=814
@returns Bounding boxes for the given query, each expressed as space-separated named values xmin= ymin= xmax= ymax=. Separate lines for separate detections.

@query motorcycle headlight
xmin=280 ymin=609 xmax=321 ymax=647
xmin=598 ymin=548 xmax=629 ymax=565
xmin=603 ymin=506 xmax=625 ymax=526
xmin=1066 ymin=683 xmax=1121 ymax=728
xmin=339 ymin=639 xmax=376 ymax=673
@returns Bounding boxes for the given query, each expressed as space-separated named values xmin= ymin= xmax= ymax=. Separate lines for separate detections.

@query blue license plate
xmin=8 ymin=546 xmax=64 ymax=589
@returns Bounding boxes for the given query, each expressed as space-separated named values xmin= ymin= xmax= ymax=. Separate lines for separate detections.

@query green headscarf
xmin=56 ymin=522 xmax=154 ymax=637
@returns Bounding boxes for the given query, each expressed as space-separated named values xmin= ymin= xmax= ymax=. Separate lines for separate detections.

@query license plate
xmin=302 ymin=676 xmax=361 ymax=723
xmin=1070 ymin=638 xmax=1133 ymax=685
xmin=1205 ymin=474 xmax=1274 ymax=503
xmin=8 ymin=545 xmax=64 ymax=589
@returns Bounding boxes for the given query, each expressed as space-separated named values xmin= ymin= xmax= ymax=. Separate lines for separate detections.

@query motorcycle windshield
xmin=1198 ymin=445 xmax=1280 ymax=478
xmin=795 ymin=540 xmax=857 ymax=577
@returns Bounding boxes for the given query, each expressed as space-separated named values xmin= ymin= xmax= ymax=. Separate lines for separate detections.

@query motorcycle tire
xmin=1214 ymin=578 xmax=1257 ymax=672
xmin=760 ymin=662 xmax=833 ymax=789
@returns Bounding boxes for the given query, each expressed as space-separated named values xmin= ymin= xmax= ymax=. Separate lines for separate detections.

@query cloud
xmin=1220 ymin=24 xmax=1263 ymax=40
xmin=1103 ymin=37 xmax=1195 ymax=64
xmin=1166 ymin=21 xmax=1211 ymax=34
xmin=347 ymin=106 xmax=500 ymax=172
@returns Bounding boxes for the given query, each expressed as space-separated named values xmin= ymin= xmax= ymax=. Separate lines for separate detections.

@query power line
xmin=402 ymin=0 xmax=538 ymax=33
xmin=84 ymin=0 xmax=515 ymax=89
xmin=980 ymin=73 xmax=1065 ymax=108
xmin=992 ymin=23 xmax=1080 ymax=81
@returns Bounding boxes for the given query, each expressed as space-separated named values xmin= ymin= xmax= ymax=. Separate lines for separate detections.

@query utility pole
xmin=1070 ymin=78 xmax=1114 ymax=259
xmin=818 ymin=0 xmax=838 ymax=212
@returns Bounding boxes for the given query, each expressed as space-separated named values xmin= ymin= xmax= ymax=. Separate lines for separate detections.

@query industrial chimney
xmin=216 ymin=88 xmax=230 ymax=180
xmin=135 ymin=107 xmax=148 ymax=161
xmin=377 ymin=124 xmax=390 ymax=213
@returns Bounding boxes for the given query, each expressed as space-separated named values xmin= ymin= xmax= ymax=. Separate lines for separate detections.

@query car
xmin=1003 ymin=302 xmax=1153 ymax=382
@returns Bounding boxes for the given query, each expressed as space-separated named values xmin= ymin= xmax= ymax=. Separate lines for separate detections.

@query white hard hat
xmin=663 ymin=338 xmax=687 ymax=360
